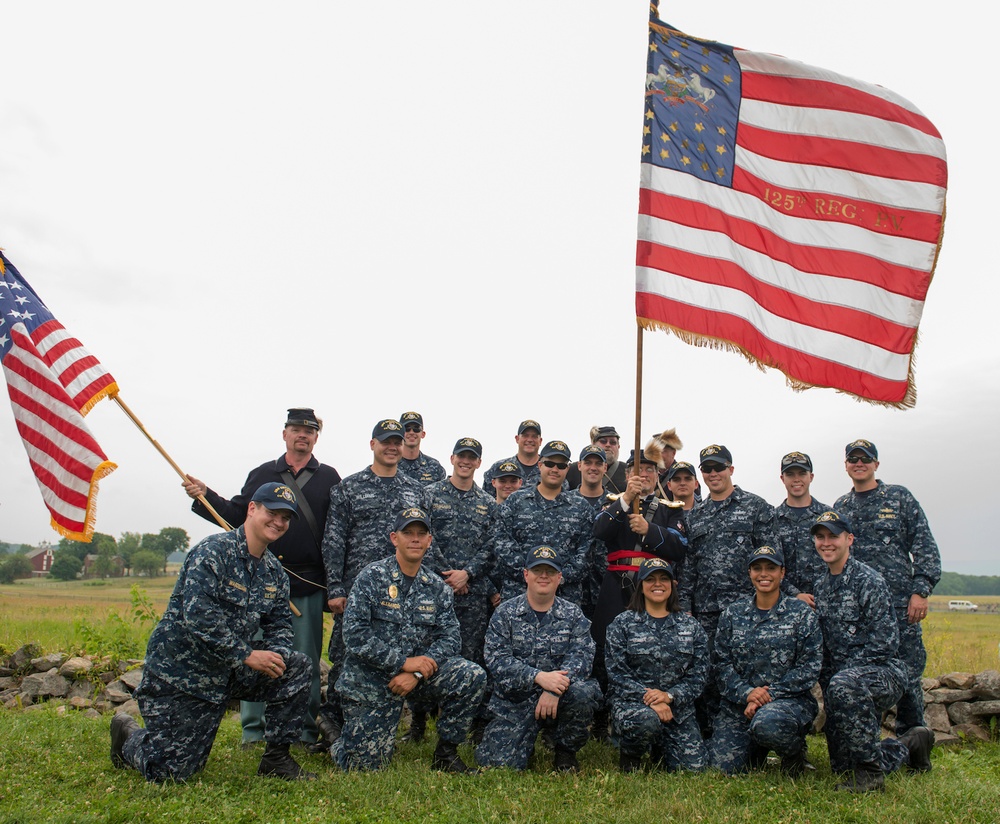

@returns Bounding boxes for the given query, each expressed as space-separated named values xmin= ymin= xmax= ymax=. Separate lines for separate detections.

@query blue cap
xmin=453 ymin=437 xmax=483 ymax=458
xmin=780 ymin=451 xmax=813 ymax=472
xmin=637 ymin=557 xmax=674 ymax=581
xmin=811 ymin=510 xmax=854 ymax=536
xmin=285 ymin=407 xmax=321 ymax=431
xmin=517 ymin=419 xmax=542 ymax=435
xmin=845 ymin=439 xmax=878 ymax=460
xmin=400 ymin=411 xmax=424 ymax=429
xmin=748 ymin=545 xmax=784 ymax=567
xmin=699 ymin=444 xmax=733 ymax=467
xmin=495 ymin=461 xmax=523 ymax=479
xmin=579 ymin=444 xmax=607 ymax=462
xmin=666 ymin=461 xmax=696 ymax=480
xmin=394 ymin=507 xmax=431 ymax=532
xmin=525 ymin=545 xmax=562 ymax=571
xmin=539 ymin=441 xmax=572 ymax=460
xmin=251 ymin=483 xmax=299 ymax=519
xmin=372 ymin=419 xmax=404 ymax=441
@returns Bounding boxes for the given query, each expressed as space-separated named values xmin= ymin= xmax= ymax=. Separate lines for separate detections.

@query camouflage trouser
xmin=709 ymin=696 xmax=816 ymax=774
xmin=611 ymin=702 xmax=708 ymax=772
xmin=410 ymin=595 xmax=491 ymax=716
xmin=823 ymin=665 xmax=908 ymax=775
xmin=123 ymin=652 xmax=311 ymax=782
xmin=477 ymin=679 xmax=601 ymax=770
xmin=332 ymin=657 xmax=486 ymax=772
xmin=692 ymin=611 xmax=721 ymax=739
xmin=894 ymin=617 xmax=927 ymax=735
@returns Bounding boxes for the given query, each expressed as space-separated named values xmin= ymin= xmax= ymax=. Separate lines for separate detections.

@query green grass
xmin=0 ymin=708 xmax=997 ymax=823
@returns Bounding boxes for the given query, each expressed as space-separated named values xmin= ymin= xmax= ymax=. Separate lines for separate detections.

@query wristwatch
xmin=412 ymin=671 xmax=424 ymax=682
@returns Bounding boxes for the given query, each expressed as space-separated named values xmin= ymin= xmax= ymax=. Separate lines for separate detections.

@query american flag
xmin=636 ymin=9 xmax=947 ymax=407
xmin=0 ymin=251 xmax=118 ymax=540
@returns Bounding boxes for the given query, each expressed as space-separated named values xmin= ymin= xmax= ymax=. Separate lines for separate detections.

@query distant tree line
xmin=0 ymin=528 xmax=190 ymax=582
xmin=935 ymin=571 xmax=1000 ymax=597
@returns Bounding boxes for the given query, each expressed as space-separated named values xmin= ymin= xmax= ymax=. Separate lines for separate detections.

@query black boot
xmin=780 ymin=747 xmax=806 ymax=777
xmin=308 ymin=714 xmax=341 ymax=753
xmin=835 ymin=764 xmax=884 ymax=793
xmin=619 ymin=751 xmax=643 ymax=773
xmin=257 ymin=743 xmax=317 ymax=780
xmin=590 ymin=710 xmax=610 ymax=743
xmin=469 ymin=717 xmax=488 ymax=748
xmin=431 ymin=741 xmax=477 ymax=774
xmin=405 ymin=711 xmax=427 ymax=744
xmin=553 ymin=747 xmax=579 ymax=773
xmin=110 ymin=712 xmax=140 ymax=769
xmin=898 ymin=726 xmax=934 ymax=772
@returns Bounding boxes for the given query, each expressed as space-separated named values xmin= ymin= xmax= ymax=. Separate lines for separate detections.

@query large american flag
xmin=0 ymin=251 xmax=118 ymax=540
xmin=636 ymin=9 xmax=947 ymax=407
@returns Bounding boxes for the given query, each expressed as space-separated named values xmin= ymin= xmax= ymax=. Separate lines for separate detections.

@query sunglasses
xmin=700 ymin=463 xmax=728 ymax=473
xmin=846 ymin=455 xmax=874 ymax=464
xmin=541 ymin=460 xmax=569 ymax=470
xmin=403 ymin=424 xmax=422 ymax=433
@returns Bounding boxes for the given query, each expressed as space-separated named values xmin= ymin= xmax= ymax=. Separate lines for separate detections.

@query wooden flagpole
xmin=633 ymin=324 xmax=644 ymax=513
xmin=109 ymin=394 xmax=302 ymax=617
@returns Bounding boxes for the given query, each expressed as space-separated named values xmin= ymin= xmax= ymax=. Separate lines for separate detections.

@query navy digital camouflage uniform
xmin=493 ymin=486 xmax=595 ymax=604
xmin=123 ymin=526 xmax=311 ymax=782
xmin=773 ymin=498 xmax=829 ymax=597
xmin=320 ymin=469 xmax=431 ymax=724
xmin=331 ymin=555 xmax=486 ymax=771
xmin=814 ymin=556 xmax=908 ymax=775
xmin=398 ymin=453 xmax=447 ymax=486
xmin=677 ymin=486 xmax=780 ymax=734
xmin=591 ymin=495 xmax=688 ymax=686
xmin=477 ymin=594 xmax=601 ymax=769
xmin=605 ymin=609 xmax=709 ymax=771
xmin=834 ymin=481 xmax=941 ymax=734
xmin=710 ymin=593 xmax=822 ymax=773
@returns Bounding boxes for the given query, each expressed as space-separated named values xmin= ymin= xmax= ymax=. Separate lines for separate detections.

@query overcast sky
xmin=2 ymin=1 xmax=997 ymax=574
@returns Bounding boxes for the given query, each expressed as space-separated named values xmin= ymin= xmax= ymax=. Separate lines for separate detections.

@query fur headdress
xmin=643 ymin=428 xmax=683 ymax=469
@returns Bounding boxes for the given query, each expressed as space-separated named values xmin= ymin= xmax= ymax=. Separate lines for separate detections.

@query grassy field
xmin=0 ymin=707 xmax=998 ymax=824
xmin=2 ymin=579 xmax=998 ymax=675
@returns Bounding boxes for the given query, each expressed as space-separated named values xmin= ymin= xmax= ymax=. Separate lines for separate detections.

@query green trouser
xmin=241 ymin=590 xmax=324 ymax=744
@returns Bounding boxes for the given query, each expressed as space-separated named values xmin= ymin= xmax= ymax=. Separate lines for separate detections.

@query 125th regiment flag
xmin=0 ymin=251 xmax=118 ymax=540
xmin=636 ymin=7 xmax=947 ymax=407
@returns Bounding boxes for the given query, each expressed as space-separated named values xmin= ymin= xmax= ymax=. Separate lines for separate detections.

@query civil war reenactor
xmin=111 ymin=483 xmax=315 ymax=782
xmin=773 ymin=451 xmax=829 ymax=607
xmin=408 ymin=437 xmax=499 ymax=744
xmin=491 ymin=460 xmax=524 ymax=505
xmin=811 ymin=511 xmax=934 ymax=792
xmin=566 ymin=426 xmax=628 ymax=494
xmin=476 ymin=546 xmax=601 ymax=772
xmin=710 ymin=545 xmax=823 ymax=777
xmin=331 ymin=507 xmax=486 ymax=773
xmin=678 ymin=444 xmax=780 ymax=738
xmin=650 ymin=427 xmax=684 ymax=497
xmin=665 ymin=461 xmax=699 ymax=510
xmin=316 ymin=419 xmax=430 ymax=749
xmin=182 ymin=407 xmax=341 ymax=749
xmin=590 ymin=434 xmax=688 ymax=740
xmin=482 ymin=419 xmax=543 ymax=497
xmin=492 ymin=440 xmax=595 ymax=605
xmin=833 ymin=439 xmax=941 ymax=738
xmin=397 ymin=411 xmax=447 ymax=485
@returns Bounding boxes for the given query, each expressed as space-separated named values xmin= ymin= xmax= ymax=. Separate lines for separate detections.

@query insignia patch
xmin=388 ymin=584 xmax=398 ymax=600
xmin=227 ymin=580 xmax=247 ymax=593
xmin=273 ymin=485 xmax=296 ymax=503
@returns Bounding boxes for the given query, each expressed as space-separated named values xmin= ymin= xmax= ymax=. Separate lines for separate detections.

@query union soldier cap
xmin=251 ymin=482 xmax=299 ymax=519
xmin=525 ymin=545 xmax=562 ymax=572
xmin=811 ymin=510 xmax=854 ymax=536
xmin=453 ymin=437 xmax=483 ymax=458
xmin=625 ymin=448 xmax=658 ymax=467
xmin=845 ymin=439 xmax=878 ymax=460
xmin=579 ymin=444 xmax=607 ymax=462
xmin=699 ymin=444 xmax=733 ymax=467
xmin=780 ymin=451 xmax=813 ymax=473
xmin=495 ymin=461 xmax=524 ymax=479
xmin=666 ymin=461 xmax=697 ymax=481
xmin=394 ymin=506 xmax=431 ymax=532
xmin=285 ymin=407 xmax=321 ymax=431
xmin=372 ymin=419 xmax=404 ymax=441
xmin=539 ymin=440 xmax=572 ymax=460
xmin=593 ymin=426 xmax=620 ymax=441
xmin=748 ymin=545 xmax=785 ymax=567
xmin=400 ymin=411 xmax=424 ymax=428
xmin=517 ymin=419 xmax=542 ymax=435
xmin=637 ymin=557 xmax=674 ymax=581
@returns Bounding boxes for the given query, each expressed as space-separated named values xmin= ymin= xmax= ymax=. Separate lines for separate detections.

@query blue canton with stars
xmin=0 ymin=253 xmax=49 ymax=360
xmin=643 ymin=22 xmax=741 ymax=187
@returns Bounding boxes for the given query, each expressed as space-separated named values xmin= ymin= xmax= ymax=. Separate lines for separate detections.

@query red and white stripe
xmin=637 ymin=47 xmax=947 ymax=406
xmin=3 ymin=319 xmax=117 ymax=540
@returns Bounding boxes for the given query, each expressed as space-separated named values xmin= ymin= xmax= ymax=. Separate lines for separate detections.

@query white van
xmin=948 ymin=600 xmax=979 ymax=612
